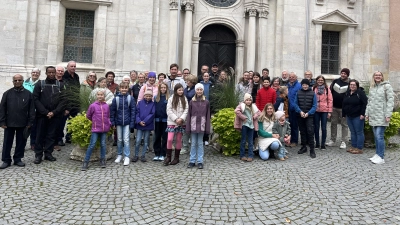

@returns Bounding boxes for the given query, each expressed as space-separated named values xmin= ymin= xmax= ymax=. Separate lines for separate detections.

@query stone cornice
xmin=57 ymin=0 xmax=112 ymax=6
xmin=312 ymin=9 xmax=358 ymax=27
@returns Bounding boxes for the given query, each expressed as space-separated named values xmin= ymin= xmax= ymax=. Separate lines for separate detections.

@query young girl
xmin=164 ymin=83 xmax=188 ymax=166
xmin=251 ymin=72 xmax=262 ymax=103
xmin=81 ymin=90 xmax=111 ymax=171
xmin=132 ymin=90 xmax=155 ymax=163
xmin=234 ymin=93 xmax=260 ymax=162
xmin=258 ymin=104 xmax=282 ymax=160
xmin=153 ymin=83 xmax=169 ymax=161
xmin=274 ymin=86 xmax=289 ymax=119
xmin=272 ymin=111 xmax=291 ymax=161
xmin=110 ymin=82 xmax=136 ymax=166
xmin=185 ymin=83 xmax=211 ymax=169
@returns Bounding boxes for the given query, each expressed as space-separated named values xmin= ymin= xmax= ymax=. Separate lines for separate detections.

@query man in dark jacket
xmin=0 ymin=74 xmax=35 ymax=169
xmin=33 ymin=66 xmax=65 ymax=164
xmin=293 ymin=79 xmax=317 ymax=158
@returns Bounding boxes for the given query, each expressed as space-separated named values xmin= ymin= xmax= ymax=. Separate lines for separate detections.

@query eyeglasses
xmin=305 ymin=74 xmax=312 ymax=76
xmin=183 ymin=72 xmax=190 ymax=74
xmin=89 ymin=75 xmax=96 ymax=77
xmin=13 ymin=80 xmax=23 ymax=82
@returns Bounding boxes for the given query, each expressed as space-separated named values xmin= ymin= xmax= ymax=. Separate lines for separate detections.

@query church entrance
xmin=198 ymin=24 xmax=236 ymax=76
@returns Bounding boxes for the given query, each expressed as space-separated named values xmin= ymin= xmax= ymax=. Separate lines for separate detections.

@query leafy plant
xmin=364 ymin=112 xmax=400 ymax=146
xmin=209 ymin=78 xmax=240 ymax=113
xmin=67 ymin=111 xmax=113 ymax=148
xmin=211 ymin=108 xmax=241 ymax=156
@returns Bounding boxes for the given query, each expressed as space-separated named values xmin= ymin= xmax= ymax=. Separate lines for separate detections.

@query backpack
xmin=115 ymin=95 xmax=132 ymax=110
xmin=40 ymin=80 xmax=61 ymax=93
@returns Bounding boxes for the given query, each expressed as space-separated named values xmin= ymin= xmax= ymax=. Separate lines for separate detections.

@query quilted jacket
xmin=365 ymin=81 xmax=394 ymax=127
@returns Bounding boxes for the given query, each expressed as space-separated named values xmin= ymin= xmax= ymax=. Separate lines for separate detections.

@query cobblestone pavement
xmin=0 ymin=128 xmax=400 ymax=225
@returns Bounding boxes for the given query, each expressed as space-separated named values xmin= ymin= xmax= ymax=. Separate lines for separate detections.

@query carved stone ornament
xmin=170 ymin=0 xmax=179 ymax=9
xmin=248 ymin=8 xmax=257 ymax=17
xmin=315 ymin=0 xmax=324 ymax=5
xmin=182 ymin=1 xmax=195 ymax=11
xmin=348 ymin=0 xmax=357 ymax=9
xmin=259 ymin=9 xmax=269 ymax=18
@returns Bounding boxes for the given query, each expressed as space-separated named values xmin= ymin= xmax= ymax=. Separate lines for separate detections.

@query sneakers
xmin=339 ymin=141 xmax=346 ymax=149
xmin=241 ymin=157 xmax=248 ymax=161
xmin=325 ymin=140 xmax=335 ymax=146
xmin=369 ymin=154 xmax=379 ymax=161
xmin=140 ymin=156 xmax=147 ymax=162
xmin=159 ymin=156 xmax=165 ymax=161
xmin=115 ymin=155 xmax=123 ymax=163
xmin=371 ymin=156 xmax=385 ymax=164
xmin=187 ymin=162 xmax=195 ymax=168
xmin=315 ymin=144 xmax=320 ymax=150
xmin=198 ymin=163 xmax=204 ymax=169
xmin=123 ymin=157 xmax=130 ymax=166
xmin=153 ymin=156 xmax=159 ymax=161
xmin=180 ymin=149 xmax=188 ymax=155
xmin=204 ymin=141 xmax=209 ymax=146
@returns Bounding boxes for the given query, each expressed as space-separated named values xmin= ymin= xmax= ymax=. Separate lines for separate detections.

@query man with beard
xmin=164 ymin=63 xmax=186 ymax=95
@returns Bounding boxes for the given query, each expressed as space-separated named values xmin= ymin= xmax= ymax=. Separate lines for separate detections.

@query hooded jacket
xmin=86 ymin=101 xmax=111 ymax=133
xmin=234 ymin=102 xmax=261 ymax=131
xmin=365 ymin=81 xmax=395 ymax=126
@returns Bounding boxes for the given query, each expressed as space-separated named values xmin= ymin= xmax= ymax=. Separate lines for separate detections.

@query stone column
xmin=236 ymin=40 xmax=245 ymax=83
xmin=191 ymin=37 xmax=201 ymax=75
xmin=182 ymin=1 xmax=194 ymax=70
xmin=246 ymin=9 xmax=257 ymax=71
xmin=93 ymin=4 xmax=108 ymax=67
xmin=168 ymin=0 xmax=179 ymax=64
xmin=314 ymin=24 xmax=322 ymax=76
xmin=156 ymin=0 xmax=170 ymax=72
xmin=257 ymin=9 xmax=268 ymax=72
xmin=47 ymin=0 xmax=65 ymax=65
xmin=116 ymin=0 xmax=127 ymax=70
xmin=347 ymin=27 xmax=355 ymax=71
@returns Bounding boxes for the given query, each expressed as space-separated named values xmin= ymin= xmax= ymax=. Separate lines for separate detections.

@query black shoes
xmin=113 ymin=141 xmax=117 ymax=146
xmin=198 ymin=163 xmax=204 ymax=169
xmin=34 ymin=157 xmax=42 ymax=164
xmin=44 ymin=155 xmax=57 ymax=161
xmin=140 ymin=156 xmax=147 ymax=162
xmin=82 ymin=161 xmax=89 ymax=171
xmin=0 ymin=162 xmax=10 ymax=169
xmin=65 ymin=139 xmax=71 ymax=144
xmin=58 ymin=141 xmax=65 ymax=146
xmin=132 ymin=156 xmax=139 ymax=162
xmin=187 ymin=162 xmax=195 ymax=168
xmin=100 ymin=159 xmax=106 ymax=168
xmin=310 ymin=149 xmax=316 ymax=158
xmin=298 ymin=146 xmax=308 ymax=154
xmin=14 ymin=161 xmax=25 ymax=167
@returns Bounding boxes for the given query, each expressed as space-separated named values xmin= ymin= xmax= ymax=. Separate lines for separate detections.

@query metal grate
xmin=321 ymin=31 xmax=340 ymax=74
xmin=63 ymin=9 xmax=94 ymax=63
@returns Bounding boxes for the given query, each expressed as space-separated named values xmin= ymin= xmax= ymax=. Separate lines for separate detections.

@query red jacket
xmin=256 ymin=86 xmax=276 ymax=111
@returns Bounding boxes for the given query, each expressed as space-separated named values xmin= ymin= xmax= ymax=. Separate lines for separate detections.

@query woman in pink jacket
xmin=312 ymin=75 xmax=333 ymax=150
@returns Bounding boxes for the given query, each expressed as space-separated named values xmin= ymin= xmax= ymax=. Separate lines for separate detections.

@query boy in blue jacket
xmin=110 ymin=82 xmax=136 ymax=166
xmin=133 ymin=90 xmax=155 ymax=162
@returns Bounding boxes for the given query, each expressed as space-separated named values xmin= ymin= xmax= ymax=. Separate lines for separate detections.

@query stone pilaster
xmin=258 ymin=9 xmax=269 ymax=71
xmin=191 ymin=37 xmax=201 ymax=75
xmin=93 ymin=4 xmax=108 ymax=67
xmin=182 ymin=1 xmax=194 ymax=70
xmin=236 ymin=40 xmax=245 ymax=82
xmin=168 ymin=0 xmax=179 ymax=64
xmin=246 ymin=8 xmax=257 ymax=71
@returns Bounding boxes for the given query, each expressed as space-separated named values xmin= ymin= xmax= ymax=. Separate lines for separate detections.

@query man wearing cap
xmin=137 ymin=71 xmax=158 ymax=101
xmin=210 ymin=63 xmax=219 ymax=83
xmin=0 ymin=74 xmax=35 ymax=169
xmin=293 ymin=79 xmax=317 ymax=158
xmin=326 ymin=68 xmax=350 ymax=149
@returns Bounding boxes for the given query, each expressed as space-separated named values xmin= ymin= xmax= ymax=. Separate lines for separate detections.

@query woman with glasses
xmin=81 ymin=71 xmax=97 ymax=94
xmin=365 ymin=72 xmax=395 ymax=164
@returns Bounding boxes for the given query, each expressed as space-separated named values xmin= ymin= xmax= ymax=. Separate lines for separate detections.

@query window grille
xmin=321 ymin=31 xmax=340 ymax=74
xmin=63 ymin=9 xmax=94 ymax=63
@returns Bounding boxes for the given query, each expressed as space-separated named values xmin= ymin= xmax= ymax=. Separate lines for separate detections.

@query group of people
xmin=233 ymin=68 xmax=395 ymax=164
xmin=0 ymin=61 xmax=395 ymax=170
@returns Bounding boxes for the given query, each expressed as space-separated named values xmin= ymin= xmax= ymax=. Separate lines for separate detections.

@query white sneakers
xmin=325 ymin=140 xmax=335 ymax=146
xmin=123 ymin=157 xmax=130 ymax=166
xmin=371 ymin=155 xmax=385 ymax=164
xmin=369 ymin=154 xmax=379 ymax=161
xmin=339 ymin=141 xmax=346 ymax=149
xmin=115 ymin=155 xmax=123 ymax=163
xmin=204 ymin=141 xmax=209 ymax=146
xmin=180 ymin=149 xmax=188 ymax=155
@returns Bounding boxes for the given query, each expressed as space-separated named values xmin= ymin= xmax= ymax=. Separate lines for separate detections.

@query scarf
xmin=317 ymin=85 xmax=325 ymax=95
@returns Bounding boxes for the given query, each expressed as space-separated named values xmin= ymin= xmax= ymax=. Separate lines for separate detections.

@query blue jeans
xmin=190 ymin=133 xmax=204 ymax=163
xmin=84 ymin=132 xmax=107 ymax=161
xmin=259 ymin=141 xmax=285 ymax=160
xmin=117 ymin=125 xmax=130 ymax=157
xmin=372 ymin=126 xmax=386 ymax=158
xmin=289 ymin=110 xmax=298 ymax=144
xmin=346 ymin=116 xmax=365 ymax=149
xmin=135 ymin=129 xmax=150 ymax=157
xmin=240 ymin=126 xmax=254 ymax=158
xmin=314 ymin=112 xmax=328 ymax=146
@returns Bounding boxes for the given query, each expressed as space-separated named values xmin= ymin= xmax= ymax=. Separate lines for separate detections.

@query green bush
xmin=211 ymin=108 xmax=241 ymax=156
xmin=364 ymin=112 xmax=400 ymax=145
xmin=67 ymin=112 xmax=113 ymax=148
xmin=210 ymin=78 xmax=240 ymax=113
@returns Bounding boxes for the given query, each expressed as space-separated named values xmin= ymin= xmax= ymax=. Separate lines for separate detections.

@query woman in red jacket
xmin=256 ymin=79 xmax=277 ymax=111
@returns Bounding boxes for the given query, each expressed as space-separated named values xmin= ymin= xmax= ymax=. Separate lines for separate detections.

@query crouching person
xmin=272 ymin=111 xmax=291 ymax=161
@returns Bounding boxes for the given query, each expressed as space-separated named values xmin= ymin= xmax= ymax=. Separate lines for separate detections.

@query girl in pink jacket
xmin=312 ymin=75 xmax=333 ymax=150
xmin=81 ymin=89 xmax=111 ymax=171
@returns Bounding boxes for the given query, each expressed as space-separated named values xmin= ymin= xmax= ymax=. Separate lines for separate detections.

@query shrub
xmin=211 ymin=108 xmax=241 ymax=156
xmin=67 ymin=112 xmax=113 ymax=148
xmin=364 ymin=112 xmax=400 ymax=145
xmin=209 ymin=78 xmax=240 ymax=113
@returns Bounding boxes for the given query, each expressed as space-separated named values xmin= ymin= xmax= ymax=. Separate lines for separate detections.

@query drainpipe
xmin=304 ymin=0 xmax=310 ymax=71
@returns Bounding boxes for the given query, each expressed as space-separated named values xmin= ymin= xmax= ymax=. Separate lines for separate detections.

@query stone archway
xmin=197 ymin=24 xmax=237 ymax=76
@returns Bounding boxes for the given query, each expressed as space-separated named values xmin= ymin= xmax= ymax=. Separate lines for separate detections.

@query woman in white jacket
xmin=257 ymin=103 xmax=282 ymax=160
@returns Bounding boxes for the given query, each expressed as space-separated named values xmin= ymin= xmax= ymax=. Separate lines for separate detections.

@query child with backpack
xmin=132 ymin=90 xmax=155 ymax=163
xmin=185 ymin=83 xmax=211 ymax=169
xmin=110 ymin=82 xmax=136 ymax=166
xmin=81 ymin=89 xmax=111 ymax=171
xmin=164 ymin=83 xmax=188 ymax=166
xmin=153 ymin=83 xmax=169 ymax=161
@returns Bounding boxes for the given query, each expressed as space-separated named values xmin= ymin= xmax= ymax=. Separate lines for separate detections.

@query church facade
xmin=0 ymin=0 xmax=398 ymax=94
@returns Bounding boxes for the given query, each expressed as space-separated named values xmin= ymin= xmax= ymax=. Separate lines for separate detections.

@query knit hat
xmin=148 ymin=71 xmax=156 ymax=78
xmin=341 ymin=68 xmax=350 ymax=77
xmin=144 ymin=90 xmax=153 ymax=97
xmin=301 ymin=79 xmax=310 ymax=86
xmin=244 ymin=93 xmax=252 ymax=101
xmin=275 ymin=111 xmax=285 ymax=120
xmin=195 ymin=83 xmax=204 ymax=90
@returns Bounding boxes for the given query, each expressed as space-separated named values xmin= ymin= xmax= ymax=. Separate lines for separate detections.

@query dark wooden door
xmin=198 ymin=24 xmax=236 ymax=76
